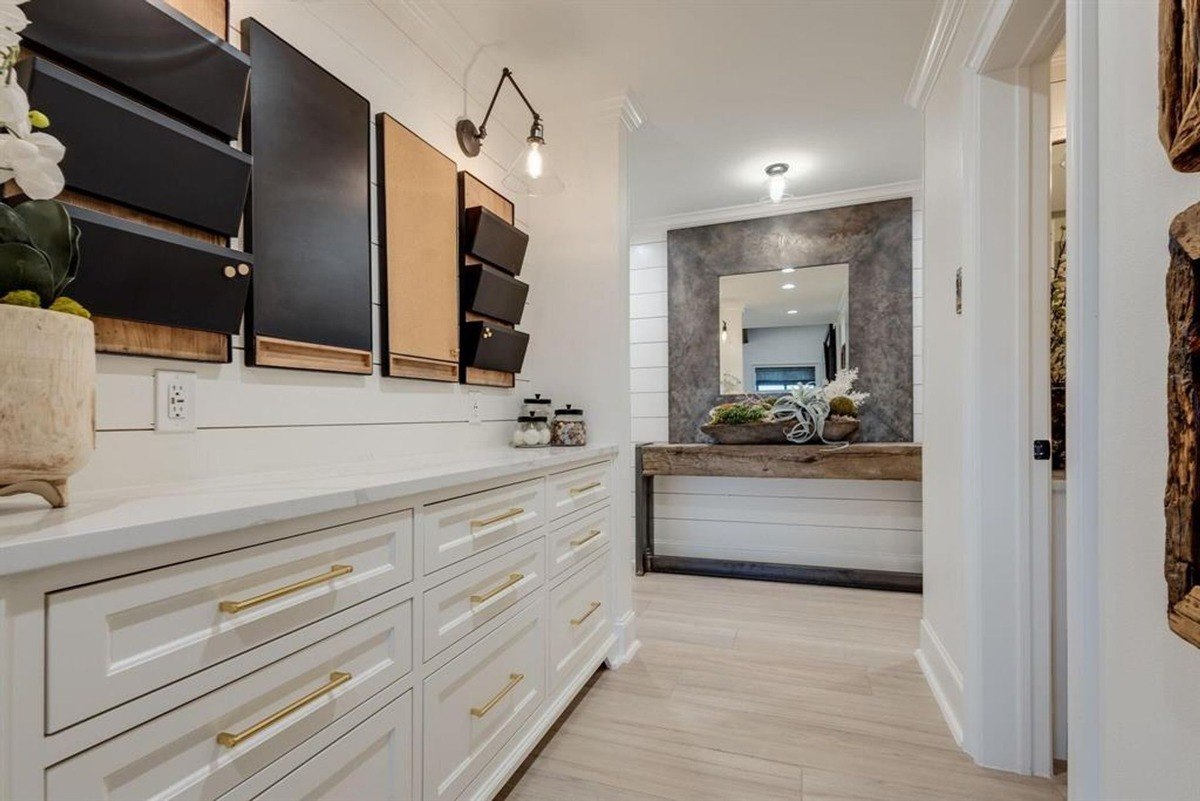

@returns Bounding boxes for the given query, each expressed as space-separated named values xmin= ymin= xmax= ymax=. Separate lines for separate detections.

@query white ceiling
xmin=721 ymin=264 xmax=848 ymax=328
xmin=438 ymin=0 xmax=936 ymax=222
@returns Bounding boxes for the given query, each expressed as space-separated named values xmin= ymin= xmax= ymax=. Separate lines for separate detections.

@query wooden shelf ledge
xmin=639 ymin=442 xmax=922 ymax=481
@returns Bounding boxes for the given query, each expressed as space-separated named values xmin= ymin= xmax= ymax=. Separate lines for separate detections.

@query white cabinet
xmin=549 ymin=551 xmax=612 ymax=691
xmin=546 ymin=462 xmax=611 ymax=520
xmin=422 ymin=479 xmax=544 ymax=574
xmin=549 ymin=503 xmax=612 ymax=578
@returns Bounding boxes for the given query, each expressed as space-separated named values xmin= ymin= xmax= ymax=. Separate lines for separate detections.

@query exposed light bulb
xmin=781 ymin=283 xmax=796 ymax=290
xmin=721 ymin=321 xmax=729 ymax=343
xmin=525 ymin=139 xmax=543 ymax=179
xmin=787 ymin=309 xmax=798 ymax=315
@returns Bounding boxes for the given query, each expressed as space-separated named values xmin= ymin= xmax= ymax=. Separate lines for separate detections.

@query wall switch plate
xmin=155 ymin=370 xmax=196 ymax=433
xmin=468 ymin=391 xmax=482 ymax=426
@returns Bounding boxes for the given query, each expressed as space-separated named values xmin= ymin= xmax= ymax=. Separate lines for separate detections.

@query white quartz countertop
xmin=0 ymin=444 xmax=618 ymax=578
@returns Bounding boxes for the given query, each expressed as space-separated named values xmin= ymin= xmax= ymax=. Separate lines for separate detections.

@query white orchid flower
xmin=0 ymin=0 xmax=29 ymax=29
xmin=0 ymin=80 xmax=31 ymax=137
xmin=0 ymin=131 xmax=65 ymax=199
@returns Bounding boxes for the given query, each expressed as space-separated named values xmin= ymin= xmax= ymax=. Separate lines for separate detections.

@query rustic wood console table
xmin=635 ymin=442 xmax=924 ymax=592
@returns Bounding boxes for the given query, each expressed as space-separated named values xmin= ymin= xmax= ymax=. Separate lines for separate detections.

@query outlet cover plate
xmin=155 ymin=370 xmax=196 ymax=433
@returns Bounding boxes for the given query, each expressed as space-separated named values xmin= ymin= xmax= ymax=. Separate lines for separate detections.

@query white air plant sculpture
xmin=771 ymin=368 xmax=870 ymax=445
xmin=0 ymin=0 xmax=65 ymax=200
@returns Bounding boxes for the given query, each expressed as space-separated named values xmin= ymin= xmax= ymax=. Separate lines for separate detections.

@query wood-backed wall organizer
xmin=460 ymin=321 xmax=529 ymax=374
xmin=16 ymin=1 xmax=249 ymax=364
xmin=63 ymin=204 xmax=252 ymax=335
xmin=22 ymin=0 xmax=250 ymax=141
xmin=377 ymin=114 xmax=459 ymax=383
xmin=462 ymin=206 xmax=529 ymax=276
xmin=458 ymin=172 xmax=528 ymax=387
xmin=17 ymin=57 xmax=251 ymax=237
xmin=242 ymin=19 xmax=373 ymax=375
xmin=460 ymin=264 xmax=528 ymax=326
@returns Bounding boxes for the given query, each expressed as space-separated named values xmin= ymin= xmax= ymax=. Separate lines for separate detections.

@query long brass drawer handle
xmin=219 ymin=564 xmax=353 ymax=614
xmin=470 ymin=672 xmax=524 ymax=718
xmin=471 ymin=573 xmax=524 ymax=604
xmin=216 ymin=671 xmax=351 ymax=748
xmin=570 ymin=529 xmax=602 ymax=547
xmin=571 ymin=601 xmax=602 ymax=626
xmin=471 ymin=507 xmax=524 ymax=529
xmin=569 ymin=481 xmax=602 ymax=495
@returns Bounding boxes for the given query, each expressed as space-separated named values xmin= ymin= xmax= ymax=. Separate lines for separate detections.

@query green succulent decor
xmin=707 ymin=398 xmax=774 ymax=426
xmin=0 ymin=200 xmax=86 ymax=318
xmin=828 ymin=395 xmax=858 ymax=418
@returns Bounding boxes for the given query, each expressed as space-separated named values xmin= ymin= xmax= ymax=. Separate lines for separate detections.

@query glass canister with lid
xmin=551 ymin=405 xmax=587 ymax=446
xmin=512 ymin=415 xmax=551 ymax=448
xmin=522 ymin=394 xmax=554 ymax=420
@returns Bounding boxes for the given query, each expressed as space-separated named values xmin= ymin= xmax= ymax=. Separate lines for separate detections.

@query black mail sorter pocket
xmin=460 ymin=264 xmax=529 ymax=325
xmin=460 ymin=321 xmax=529 ymax=374
xmin=463 ymin=206 xmax=528 ymax=276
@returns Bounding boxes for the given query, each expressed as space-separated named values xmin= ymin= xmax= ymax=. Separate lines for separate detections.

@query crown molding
xmin=905 ymin=0 xmax=967 ymax=110
xmin=630 ymin=180 xmax=922 ymax=244
xmin=596 ymin=94 xmax=647 ymax=131
xmin=965 ymin=0 xmax=1014 ymax=72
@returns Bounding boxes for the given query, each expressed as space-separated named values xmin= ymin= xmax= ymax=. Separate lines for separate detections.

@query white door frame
xmin=959 ymin=0 xmax=1063 ymax=776
xmin=1063 ymin=0 xmax=1100 ymax=796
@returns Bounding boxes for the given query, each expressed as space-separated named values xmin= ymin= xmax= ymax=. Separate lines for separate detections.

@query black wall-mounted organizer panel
xmin=17 ymin=58 xmax=251 ymax=237
xmin=460 ymin=321 xmax=529 ymax=374
xmin=64 ymin=204 xmax=252 ymax=334
xmin=242 ymin=19 xmax=373 ymax=354
xmin=22 ymin=0 xmax=250 ymax=141
xmin=463 ymin=206 xmax=528 ymax=276
xmin=461 ymin=264 xmax=528 ymax=325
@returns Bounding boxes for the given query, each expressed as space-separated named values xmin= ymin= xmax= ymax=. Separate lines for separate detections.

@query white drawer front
xmin=549 ymin=504 xmax=611 ymax=579
xmin=423 ymin=538 xmax=545 ymax=660
xmin=423 ymin=479 xmax=544 ymax=574
xmin=547 ymin=461 xmax=611 ymax=520
xmin=47 ymin=601 xmax=413 ymax=801
xmin=423 ymin=602 xmax=544 ymax=801
xmin=46 ymin=510 xmax=414 ymax=732
xmin=252 ymin=690 xmax=413 ymax=801
xmin=549 ymin=551 xmax=612 ymax=692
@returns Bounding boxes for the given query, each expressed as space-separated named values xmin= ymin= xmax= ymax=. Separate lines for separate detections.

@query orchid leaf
xmin=0 ymin=202 xmax=30 ymax=245
xmin=0 ymin=241 xmax=53 ymax=304
xmin=14 ymin=200 xmax=72 ymax=295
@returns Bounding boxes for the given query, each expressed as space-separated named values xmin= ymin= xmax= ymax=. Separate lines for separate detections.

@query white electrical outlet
xmin=468 ymin=391 xmax=482 ymax=426
xmin=155 ymin=370 xmax=196 ymax=433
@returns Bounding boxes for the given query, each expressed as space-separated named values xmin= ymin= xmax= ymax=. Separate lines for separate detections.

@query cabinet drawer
xmin=46 ymin=510 xmax=413 ymax=732
xmin=423 ymin=601 xmax=544 ymax=801
xmin=549 ymin=551 xmax=611 ymax=692
xmin=423 ymin=538 xmax=545 ymax=660
xmin=423 ymin=480 xmax=543 ymax=574
xmin=549 ymin=504 xmax=612 ymax=579
xmin=252 ymin=690 xmax=413 ymax=801
xmin=547 ymin=462 xmax=612 ymax=520
xmin=47 ymin=601 xmax=413 ymax=801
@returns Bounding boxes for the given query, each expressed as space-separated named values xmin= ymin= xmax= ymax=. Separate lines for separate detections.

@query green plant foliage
xmin=828 ymin=395 xmax=858 ymax=418
xmin=48 ymin=296 xmax=90 ymax=319
xmin=0 ymin=289 xmax=41 ymax=307
xmin=0 ymin=200 xmax=83 ymax=311
xmin=709 ymin=402 xmax=769 ymax=426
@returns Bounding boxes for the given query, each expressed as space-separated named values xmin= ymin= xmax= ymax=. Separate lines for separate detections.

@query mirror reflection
xmin=718 ymin=264 xmax=849 ymax=394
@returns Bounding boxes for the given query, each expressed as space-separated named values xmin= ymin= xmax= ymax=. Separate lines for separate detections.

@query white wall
xmin=70 ymin=2 xmax=623 ymax=495
xmin=741 ymin=324 xmax=829 ymax=390
xmin=1091 ymin=4 xmax=1200 ymax=796
xmin=915 ymin=0 xmax=989 ymax=739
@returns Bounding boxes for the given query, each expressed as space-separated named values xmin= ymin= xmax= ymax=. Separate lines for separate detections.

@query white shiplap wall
xmin=629 ymin=194 xmax=924 ymax=573
xmin=71 ymin=2 xmax=556 ymax=494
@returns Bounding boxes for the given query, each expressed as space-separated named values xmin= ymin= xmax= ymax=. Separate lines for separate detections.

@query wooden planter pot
xmin=0 ymin=305 xmax=95 ymax=507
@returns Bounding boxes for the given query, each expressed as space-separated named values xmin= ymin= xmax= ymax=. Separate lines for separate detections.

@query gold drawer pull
xmin=471 ymin=672 xmax=524 ymax=718
xmin=216 ymin=671 xmax=351 ymax=748
xmin=571 ymin=601 xmax=602 ymax=626
xmin=569 ymin=481 xmax=602 ymax=495
xmin=471 ymin=573 xmax=524 ymax=604
xmin=570 ymin=529 xmax=602 ymax=547
xmin=219 ymin=564 xmax=353 ymax=614
xmin=472 ymin=507 xmax=524 ymax=529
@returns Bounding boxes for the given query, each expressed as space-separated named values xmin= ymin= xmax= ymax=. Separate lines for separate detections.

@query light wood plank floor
xmin=498 ymin=573 xmax=1067 ymax=801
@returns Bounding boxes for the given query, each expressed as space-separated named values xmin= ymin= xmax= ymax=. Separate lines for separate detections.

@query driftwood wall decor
xmin=1166 ymin=202 xmax=1200 ymax=648
xmin=1159 ymin=0 xmax=1200 ymax=171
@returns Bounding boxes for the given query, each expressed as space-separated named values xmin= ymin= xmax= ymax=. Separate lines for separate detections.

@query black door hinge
xmin=1033 ymin=439 xmax=1051 ymax=461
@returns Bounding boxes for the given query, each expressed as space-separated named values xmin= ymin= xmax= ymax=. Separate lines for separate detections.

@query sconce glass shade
xmin=503 ymin=136 xmax=565 ymax=196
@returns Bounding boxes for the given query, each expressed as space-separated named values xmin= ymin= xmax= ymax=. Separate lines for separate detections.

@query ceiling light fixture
xmin=721 ymin=320 xmax=728 ymax=343
xmin=781 ymin=267 xmax=796 ymax=274
xmin=781 ymin=283 xmax=796 ymax=290
xmin=764 ymin=162 xmax=790 ymax=204
xmin=457 ymin=68 xmax=564 ymax=196
xmin=787 ymin=309 xmax=799 ymax=315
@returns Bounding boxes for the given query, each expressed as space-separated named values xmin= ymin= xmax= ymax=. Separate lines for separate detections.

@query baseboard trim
xmin=915 ymin=617 xmax=965 ymax=746
xmin=647 ymin=554 xmax=923 ymax=593
xmin=606 ymin=609 xmax=641 ymax=668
